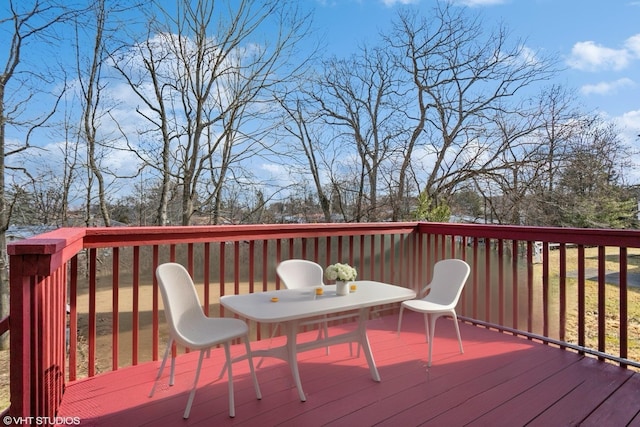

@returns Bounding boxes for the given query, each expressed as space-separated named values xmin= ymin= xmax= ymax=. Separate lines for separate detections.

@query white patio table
xmin=220 ymin=280 xmax=416 ymax=401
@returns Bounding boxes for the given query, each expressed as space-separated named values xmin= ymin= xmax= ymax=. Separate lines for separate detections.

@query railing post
xmin=8 ymin=264 xmax=32 ymax=418
xmin=7 ymin=228 xmax=85 ymax=419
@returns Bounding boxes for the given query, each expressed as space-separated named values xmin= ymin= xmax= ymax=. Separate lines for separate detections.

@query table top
xmin=220 ymin=280 xmax=416 ymax=323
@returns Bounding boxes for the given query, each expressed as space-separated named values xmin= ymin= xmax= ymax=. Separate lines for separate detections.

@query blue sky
xmin=5 ymin=0 xmax=639 ymax=199
xmin=310 ymin=0 xmax=640 ymax=143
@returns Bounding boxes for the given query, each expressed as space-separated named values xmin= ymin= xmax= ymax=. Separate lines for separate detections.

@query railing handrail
xmin=420 ymin=222 xmax=640 ymax=247
xmin=10 ymin=222 xmax=638 ymax=254
xmin=79 ymin=222 xmax=420 ymax=248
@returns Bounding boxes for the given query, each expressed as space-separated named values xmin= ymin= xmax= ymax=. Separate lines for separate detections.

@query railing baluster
xmin=326 ymin=236 xmax=331 ymax=266
xmin=132 ymin=246 xmax=140 ymax=365
xmin=389 ymin=234 xmax=395 ymax=284
xmin=620 ymin=247 xmax=628 ymax=367
xmin=542 ymin=242 xmax=549 ymax=337
xmin=276 ymin=239 xmax=282 ymax=289
xmin=288 ymin=237 xmax=294 ymax=260
xmin=152 ymin=245 xmax=159 ymax=361
xmin=511 ymin=239 xmax=518 ymax=333
xmin=399 ymin=234 xmax=405 ymax=286
xmin=359 ymin=235 xmax=365 ymax=280
xmin=498 ymin=239 xmax=504 ymax=326
xmin=472 ymin=238 xmax=479 ymax=319
xmin=559 ymin=243 xmax=567 ymax=347
xmin=425 ymin=233 xmax=431 ymax=284
xmin=88 ymin=248 xmax=97 ymax=377
xmin=39 ymin=276 xmax=46 ymax=416
xmin=204 ymin=242 xmax=210 ymax=316
xmin=598 ymin=245 xmax=606 ymax=359
xmin=234 ymin=241 xmax=240 ymax=296
xmin=262 ymin=240 xmax=268 ymax=292
xmin=219 ymin=242 xmax=226 ymax=317
xmin=485 ymin=239 xmax=491 ymax=322
xmin=112 ymin=248 xmax=119 ymax=370
xmin=578 ymin=244 xmax=586 ymax=353
xmin=249 ymin=240 xmax=255 ymax=294
xmin=69 ymin=255 xmax=78 ymax=381
xmin=527 ymin=241 xmax=534 ymax=334
xmin=379 ymin=233 xmax=385 ymax=281
xmin=187 ymin=243 xmax=194 ymax=275
xmin=369 ymin=235 xmax=375 ymax=279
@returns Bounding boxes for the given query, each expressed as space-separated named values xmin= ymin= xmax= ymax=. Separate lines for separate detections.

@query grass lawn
xmin=541 ymin=246 xmax=640 ymax=365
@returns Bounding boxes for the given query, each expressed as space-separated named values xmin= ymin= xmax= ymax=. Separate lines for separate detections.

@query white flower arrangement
xmin=324 ymin=263 xmax=357 ymax=282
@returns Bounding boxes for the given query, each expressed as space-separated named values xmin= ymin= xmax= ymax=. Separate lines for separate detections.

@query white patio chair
xmin=277 ymin=259 xmax=361 ymax=357
xmin=149 ymin=262 xmax=261 ymax=419
xmin=268 ymin=259 xmax=330 ymax=354
xmin=397 ymin=258 xmax=470 ymax=367
xmin=277 ymin=259 xmax=325 ymax=291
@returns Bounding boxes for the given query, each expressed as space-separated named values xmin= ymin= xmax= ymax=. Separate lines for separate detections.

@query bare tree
xmin=112 ymin=0 xmax=312 ymax=225
xmin=276 ymin=95 xmax=332 ymax=222
xmin=75 ymin=0 xmax=113 ymax=226
xmin=71 ymin=0 xmax=145 ymax=227
xmin=388 ymin=3 xmax=557 ymax=216
xmin=0 ymin=0 xmax=78 ymax=347
xmin=470 ymin=94 xmax=552 ymax=225
xmin=310 ymin=46 xmax=406 ymax=222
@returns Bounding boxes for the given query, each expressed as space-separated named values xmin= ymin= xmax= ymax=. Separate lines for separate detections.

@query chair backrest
xmin=156 ymin=263 xmax=206 ymax=347
xmin=423 ymin=259 xmax=471 ymax=306
xmin=276 ymin=259 xmax=324 ymax=289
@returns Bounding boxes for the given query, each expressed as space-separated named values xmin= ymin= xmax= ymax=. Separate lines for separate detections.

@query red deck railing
xmin=4 ymin=222 xmax=640 ymax=419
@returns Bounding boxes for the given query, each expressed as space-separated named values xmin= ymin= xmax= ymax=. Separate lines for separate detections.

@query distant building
xmin=6 ymin=225 xmax=57 ymax=242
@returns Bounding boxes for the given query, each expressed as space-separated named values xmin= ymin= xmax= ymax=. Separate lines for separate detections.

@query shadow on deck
xmin=56 ymin=313 xmax=640 ymax=426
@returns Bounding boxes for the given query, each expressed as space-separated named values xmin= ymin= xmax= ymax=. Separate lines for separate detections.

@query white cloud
xmin=617 ymin=109 xmax=640 ymax=133
xmin=625 ymin=34 xmax=640 ymax=57
xmin=261 ymin=163 xmax=287 ymax=176
xmin=580 ymin=78 xmax=635 ymax=95
xmin=567 ymin=41 xmax=631 ymax=71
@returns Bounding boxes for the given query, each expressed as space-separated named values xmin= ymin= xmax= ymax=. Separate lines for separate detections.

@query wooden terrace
xmin=3 ymin=222 xmax=640 ymax=425
xmin=56 ymin=314 xmax=640 ymax=426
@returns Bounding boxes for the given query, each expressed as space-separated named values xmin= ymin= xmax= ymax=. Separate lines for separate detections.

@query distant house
xmin=6 ymin=225 xmax=57 ymax=242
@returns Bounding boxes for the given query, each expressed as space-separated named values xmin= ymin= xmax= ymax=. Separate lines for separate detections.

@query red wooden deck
xmin=56 ymin=313 xmax=640 ymax=426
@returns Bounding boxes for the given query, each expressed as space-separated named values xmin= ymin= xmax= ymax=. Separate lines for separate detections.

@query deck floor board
xmin=56 ymin=312 xmax=640 ymax=426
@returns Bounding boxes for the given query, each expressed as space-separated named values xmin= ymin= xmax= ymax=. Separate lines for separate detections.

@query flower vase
xmin=336 ymin=281 xmax=349 ymax=296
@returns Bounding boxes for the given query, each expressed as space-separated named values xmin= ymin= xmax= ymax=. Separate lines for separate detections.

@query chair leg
xmin=223 ymin=342 xmax=235 ymax=418
xmin=183 ymin=350 xmax=206 ymax=419
xmin=427 ymin=314 xmax=437 ymax=367
xmin=169 ymin=351 xmax=176 ymax=386
xmin=452 ymin=311 xmax=464 ymax=354
xmin=244 ymin=336 xmax=262 ymax=400
xmin=396 ymin=305 xmax=405 ymax=336
xmin=423 ymin=313 xmax=430 ymax=343
xmin=149 ymin=338 xmax=172 ymax=397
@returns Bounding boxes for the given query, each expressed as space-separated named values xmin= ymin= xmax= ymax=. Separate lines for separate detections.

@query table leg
xmin=285 ymin=320 xmax=307 ymax=402
xmin=357 ymin=308 xmax=381 ymax=382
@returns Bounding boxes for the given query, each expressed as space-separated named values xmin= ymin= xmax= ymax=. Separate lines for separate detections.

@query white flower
xmin=324 ymin=263 xmax=357 ymax=281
